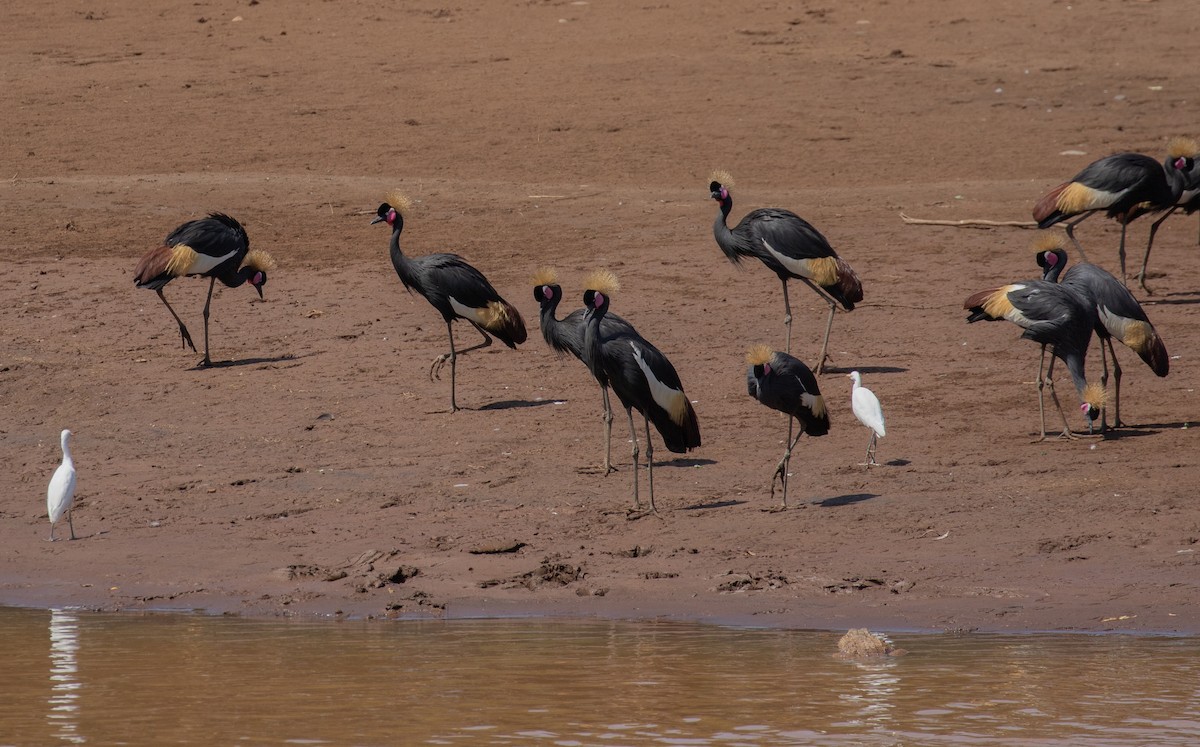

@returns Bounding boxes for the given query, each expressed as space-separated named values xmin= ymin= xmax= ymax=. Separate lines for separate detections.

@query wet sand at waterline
xmin=3 ymin=0 xmax=1200 ymax=632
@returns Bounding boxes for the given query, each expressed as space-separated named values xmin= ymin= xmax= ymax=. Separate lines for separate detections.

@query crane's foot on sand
xmin=429 ymin=354 xmax=450 ymax=381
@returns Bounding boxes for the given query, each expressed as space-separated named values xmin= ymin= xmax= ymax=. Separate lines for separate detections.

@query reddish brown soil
xmin=4 ymin=0 xmax=1199 ymax=633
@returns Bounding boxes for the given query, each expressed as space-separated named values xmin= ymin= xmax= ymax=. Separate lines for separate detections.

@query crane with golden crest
xmin=710 ymin=171 xmax=863 ymax=374
xmin=134 ymin=212 xmax=276 ymax=367
xmin=373 ymin=191 xmax=527 ymax=412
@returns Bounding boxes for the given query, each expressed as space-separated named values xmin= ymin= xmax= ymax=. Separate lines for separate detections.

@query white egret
xmin=47 ymin=429 xmax=77 ymax=541
xmin=848 ymin=371 xmax=886 ymax=466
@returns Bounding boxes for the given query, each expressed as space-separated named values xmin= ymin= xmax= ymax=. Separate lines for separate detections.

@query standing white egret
xmin=46 ymin=429 xmax=77 ymax=541
xmin=848 ymin=371 xmax=885 ymax=466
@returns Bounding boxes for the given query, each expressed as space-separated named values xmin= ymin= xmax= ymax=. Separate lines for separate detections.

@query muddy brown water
xmin=2 ymin=607 xmax=1198 ymax=745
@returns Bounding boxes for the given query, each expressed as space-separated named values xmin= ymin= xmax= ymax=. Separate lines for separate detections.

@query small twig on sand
xmin=900 ymin=212 xmax=1039 ymax=229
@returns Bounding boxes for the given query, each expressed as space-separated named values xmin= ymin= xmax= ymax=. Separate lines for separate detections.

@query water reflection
xmin=47 ymin=608 xmax=84 ymax=744
xmin=0 ymin=607 xmax=1196 ymax=745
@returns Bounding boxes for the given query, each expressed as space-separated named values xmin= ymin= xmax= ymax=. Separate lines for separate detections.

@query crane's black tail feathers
xmin=650 ymin=399 xmax=701 ymax=454
xmin=824 ymin=257 xmax=864 ymax=310
xmin=481 ymin=300 xmax=528 ymax=347
xmin=1135 ymin=328 xmax=1170 ymax=377
xmin=798 ymin=399 xmax=831 ymax=438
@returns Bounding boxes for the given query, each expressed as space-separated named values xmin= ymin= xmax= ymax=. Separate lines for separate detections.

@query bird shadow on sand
xmin=1142 ymin=292 xmax=1200 ymax=306
xmin=1096 ymin=424 xmax=1180 ymax=440
xmin=478 ymin=399 xmax=563 ymax=411
xmin=813 ymin=493 xmax=877 ymax=508
xmin=192 ymin=353 xmax=303 ymax=370
xmin=658 ymin=457 xmax=717 ymax=468
xmin=821 ymin=364 xmax=908 ymax=375
xmin=681 ymin=499 xmax=747 ymax=510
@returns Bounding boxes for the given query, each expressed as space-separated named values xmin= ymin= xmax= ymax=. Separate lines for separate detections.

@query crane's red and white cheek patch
xmin=593 ymin=292 xmax=605 ymax=308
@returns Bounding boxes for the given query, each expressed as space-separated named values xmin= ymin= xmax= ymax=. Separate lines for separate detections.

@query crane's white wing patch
xmin=630 ymin=342 xmax=688 ymax=425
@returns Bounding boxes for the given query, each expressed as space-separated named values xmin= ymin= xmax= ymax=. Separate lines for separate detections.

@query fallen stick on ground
xmin=900 ymin=213 xmax=1039 ymax=228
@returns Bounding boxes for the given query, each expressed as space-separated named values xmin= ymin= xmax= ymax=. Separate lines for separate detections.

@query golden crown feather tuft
xmin=709 ymin=169 xmax=735 ymax=187
xmin=1031 ymin=232 xmax=1065 ymax=252
xmin=746 ymin=344 xmax=774 ymax=366
xmin=1168 ymin=136 xmax=1200 ymax=159
xmin=384 ymin=190 xmax=414 ymax=216
xmin=1083 ymin=382 xmax=1108 ymax=409
xmin=532 ymin=266 xmax=559 ymax=286
xmin=240 ymin=249 xmax=277 ymax=272
xmin=582 ymin=269 xmax=620 ymax=296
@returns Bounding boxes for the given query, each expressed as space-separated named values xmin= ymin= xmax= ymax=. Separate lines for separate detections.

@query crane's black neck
xmin=712 ymin=195 xmax=743 ymax=263
xmin=580 ymin=291 xmax=609 ymax=377
xmin=388 ymin=222 xmax=420 ymax=291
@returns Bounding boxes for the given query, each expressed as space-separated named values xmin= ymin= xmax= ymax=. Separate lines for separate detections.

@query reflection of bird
xmin=710 ymin=172 xmax=863 ymax=374
xmin=579 ymin=271 xmax=700 ymax=514
xmin=1134 ymin=140 xmax=1200 ymax=293
xmin=848 ymin=371 xmax=885 ymax=466
xmin=134 ymin=213 xmax=274 ymax=367
xmin=746 ymin=345 xmax=829 ymax=508
xmin=533 ymin=267 xmax=633 ymax=474
xmin=1033 ymin=140 xmax=1197 ymax=282
xmin=46 ymin=429 xmax=77 ymax=542
xmin=374 ymin=192 xmax=526 ymax=412
xmin=965 ymin=278 xmax=1104 ymax=440
xmin=1036 ymin=237 xmax=1168 ymax=429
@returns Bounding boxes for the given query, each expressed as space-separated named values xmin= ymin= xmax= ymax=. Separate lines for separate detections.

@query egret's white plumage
xmin=46 ymin=429 xmax=77 ymax=541
xmin=848 ymin=371 xmax=885 ymax=466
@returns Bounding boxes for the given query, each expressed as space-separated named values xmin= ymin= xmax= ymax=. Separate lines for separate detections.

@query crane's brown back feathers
xmin=745 ymin=344 xmax=775 ymax=366
xmin=531 ymin=267 xmax=559 ymax=286
xmin=582 ymin=269 xmax=620 ymax=296
xmin=964 ymin=286 xmax=1016 ymax=321
xmin=164 ymin=244 xmax=200 ymax=277
xmin=1035 ymin=181 xmax=1104 ymax=223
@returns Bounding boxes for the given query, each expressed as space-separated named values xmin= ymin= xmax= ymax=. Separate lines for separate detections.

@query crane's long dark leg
xmin=431 ymin=323 xmax=494 ymax=412
xmin=1063 ymin=213 xmax=1093 ymax=263
xmin=199 ymin=276 xmax=217 ymax=366
xmin=1096 ymin=337 xmax=1111 ymax=432
xmin=600 ymin=385 xmax=615 ymax=475
xmin=771 ymin=419 xmax=805 ymax=509
xmin=1138 ymin=206 xmax=1177 ymax=294
xmin=625 ymin=407 xmax=641 ymax=511
xmin=1034 ymin=345 xmax=1050 ymax=441
xmin=155 ymin=289 xmax=197 ymax=354
xmin=1043 ymin=356 xmax=1079 ymax=440
xmin=1107 ymin=337 xmax=1123 ymax=427
xmin=798 ymin=278 xmax=841 ymax=375
xmin=1118 ymin=221 xmax=1130 ymax=285
xmin=780 ymin=277 xmax=793 ymax=355
xmin=643 ymin=415 xmax=657 ymax=514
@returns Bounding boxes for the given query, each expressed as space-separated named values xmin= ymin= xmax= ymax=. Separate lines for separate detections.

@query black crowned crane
xmin=1033 ymin=139 xmax=1198 ymax=283
xmin=1134 ymin=139 xmax=1200 ymax=293
xmin=965 ymin=277 xmax=1105 ymax=440
xmin=133 ymin=212 xmax=275 ymax=367
xmin=710 ymin=171 xmax=863 ymax=374
xmin=533 ymin=266 xmax=637 ymax=475
xmin=373 ymin=192 xmax=527 ymax=412
xmin=579 ymin=270 xmax=701 ymax=515
xmin=1036 ymin=236 xmax=1169 ymax=430
xmin=746 ymin=345 xmax=830 ymax=509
